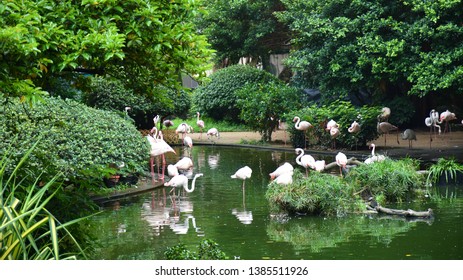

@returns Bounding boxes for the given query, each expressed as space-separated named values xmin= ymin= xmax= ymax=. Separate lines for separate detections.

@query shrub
xmin=84 ymin=77 xmax=191 ymax=129
xmin=236 ymin=81 xmax=305 ymax=141
xmin=192 ymin=65 xmax=279 ymax=122
xmin=265 ymin=170 xmax=360 ymax=216
xmin=164 ymin=239 xmax=228 ymax=260
xmin=345 ymin=158 xmax=424 ymax=202
xmin=0 ymin=96 xmax=149 ymax=189
xmin=286 ymin=101 xmax=382 ymax=149
xmin=1 ymin=143 xmax=90 ymax=260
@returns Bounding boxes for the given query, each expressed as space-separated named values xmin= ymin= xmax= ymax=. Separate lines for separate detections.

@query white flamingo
xmin=167 ymin=164 xmax=179 ymax=177
xmin=425 ymin=109 xmax=442 ymax=147
xmin=174 ymin=157 xmax=193 ymax=172
xmin=269 ymin=162 xmax=294 ymax=180
xmin=274 ymin=172 xmax=293 ymax=185
xmin=206 ymin=128 xmax=220 ymax=142
xmin=314 ymin=160 xmax=326 ymax=172
xmin=231 ymin=166 xmax=253 ymax=190
xmin=164 ymin=173 xmax=204 ymax=194
xmin=293 ymin=116 xmax=312 ymax=149
xmin=378 ymin=107 xmax=391 ymax=122
xmin=326 ymin=119 xmax=338 ymax=131
xmin=183 ymin=136 xmax=193 ymax=148
xmin=364 ymin=143 xmax=386 ymax=164
xmin=295 ymin=148 xmax=315 ymax=176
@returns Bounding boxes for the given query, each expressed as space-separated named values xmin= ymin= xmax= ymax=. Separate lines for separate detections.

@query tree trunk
xmin=375 ymin=206 xmax=433 ymax=218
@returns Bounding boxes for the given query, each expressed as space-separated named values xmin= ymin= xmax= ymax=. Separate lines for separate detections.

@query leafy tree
xmin=192 ymin=64 xmax=279 ymax=122
xmin=0 ymin=0 xmax=213 ymax=104
xmin=198 ymin=0 xmax=290 ymax=70
xmin=236 ymin=82 xmax=304 ymax=141
xmin=277 ymin=0 xmax=463 ymax=100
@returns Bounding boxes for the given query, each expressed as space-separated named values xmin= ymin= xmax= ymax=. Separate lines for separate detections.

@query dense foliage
xmin=287 ymin=101 xmax=382 ymax=149
xmin=192 ymin=65 xmax=280 ymax=122
xmin=1 ymin=145 xmax=89 ymax=260
xmin=164 ymin=239 xmax=228 ymax=260
xmin=236 ymin=81 xmax=305 ymax=141
xmin=267 ymin=159 xmax=425 ymax=216
xmin=0 ymin=96 xmax=149 ymax=188
xmin=266 ymin=170 xmax=360 ymax=216
xmin=198 ymin=0 xmax=290 ymax=70
xmin=277 ymin=0 xmax=463 ymax=100
xmin=345 ymin=158 xmax=423 ymax=202
xmin=84 ymin=77 xmax=191 ymax=128
xmin=0 ymin=0 xmax=213 ymax=104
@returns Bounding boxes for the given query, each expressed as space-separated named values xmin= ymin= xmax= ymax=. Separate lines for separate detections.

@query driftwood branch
xmin=324 ymin=157 xmax=363 ymax=171
xmin=375 ymin=206 xmax=433 ymax=218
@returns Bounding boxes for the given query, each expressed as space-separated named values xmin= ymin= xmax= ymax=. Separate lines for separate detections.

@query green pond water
xmin=89 ymin=145 xmax=463 ymax=260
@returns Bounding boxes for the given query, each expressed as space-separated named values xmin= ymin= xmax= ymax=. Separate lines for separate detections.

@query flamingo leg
xmin=150 ymin=156 xmax=157 ymax=182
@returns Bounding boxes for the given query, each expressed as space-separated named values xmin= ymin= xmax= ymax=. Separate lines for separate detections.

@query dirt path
xmin=188 ymin=128 xmax=463 ymax=162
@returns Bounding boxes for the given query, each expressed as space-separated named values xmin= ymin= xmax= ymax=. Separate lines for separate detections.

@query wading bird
xmin=401 ymin=129 xmax=417 ymax=149
xmin=293 ymin=116 xmax=312 ymax=149
xmin=196 ymin=112 xmax=205 ymax=139
xmin=231 ymin=166 xmax=253 ymax=191
xmin=377 ymin=121 xmax=399 ymax=147
xmin=335 ymin=152 xmax=348 ymax=177
xmin=269 ymin=162 xmax=294 ymax=180
xmin=206 ymin=128 xmax=220 ymax=142
xmin=364 ymin=143 xmax=386 ymax=164
xmin=295 ymin=148 xmax=315 ymax=176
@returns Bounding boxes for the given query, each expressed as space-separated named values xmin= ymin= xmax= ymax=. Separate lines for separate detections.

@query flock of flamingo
xmin=144 ymin=107 xmax=460 ymax=198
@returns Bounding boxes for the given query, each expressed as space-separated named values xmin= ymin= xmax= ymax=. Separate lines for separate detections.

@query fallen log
xmin=375 ymin=206 xmax=433 ymax=218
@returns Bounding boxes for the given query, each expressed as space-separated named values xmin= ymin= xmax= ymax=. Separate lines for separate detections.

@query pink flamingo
xmin=269 ymin=162 xmax=294 ymax=180
xmin=440 ymin=110 xmax=457 ymax=134
xmin=377 ymin=121 xmax=399 ymax=147
xmin=196 ymin=112 xmax=205 ymax=139
xmin=293 ymin=116 xmax=312 ymax=149
xmin=335 ymin=152 xmax=348 ymax=177
xmin=206 ymin=128 xmax=220 ymax=142
xmin=348 ymin=120 xmax=361 ymax=150
xmin=231 ymin=166 xmax=253 ymax=194
xmin=329 ymin=124 xmax=340 ymax=149
xmin=147 ymin=128 xmax=176 ymax=181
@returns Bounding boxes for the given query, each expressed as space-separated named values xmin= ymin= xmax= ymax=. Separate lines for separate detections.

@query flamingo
xmin=231 ymin=166 xmax=253 ymax=190
xmin=167 ymin=164 xmax=179 ymax=177
xmin=329 ymin=124 xmax=340 ymax=149
xmin=425 ymin=109 xmax=442 ymax=147
xmin=293 ymin=116 xmax=312 ymax=149
xmin=164 ymin=173 xmax=204 ymax=194
xmin=364 ymin=143 xmax=386 ymax=164
xmin=335 ymin=152 xmax=348 ymax=177
xmin=401 ymin=129 xmax=417 ymax=149
xmin=269 ymin=162 xmax=294 ymax=180
xmin=163 ymin=119 xmax=174 ymax=128
xmin=196 ymin=112 xmax=205 ymax=139
xmin=174 ymin=157 xmax=193 ymax=172
xmin=153 ymin=115 xmax=160 ymax=127
xmin=348 ymin=121 xmax=361 ymax=150
xmin=378 ymin=107 xmax=391 ymax=122
xmin=274 ymin=172 xmax=293 ymax=185
xmin=175 ymin=123 xmax=191 ymax=142
xmin=183 ymin=136 xmax=193 ymax=148
xmin=440 ymin=110 xmax=457 ymax=134
xmin=295 ymin=148 xmax=315 ymax=176
xmin=206 ymin=128 xmax=220 ymax=142
xmin=326 ymin=119 xmax=338 ymax=131
xmin=314 ymin=160 xmax=326 ymax=172
xmin=147 ymin=128 xmax=176 ymax=181
xmin=377 ymin=121 xmax=399 ymax=147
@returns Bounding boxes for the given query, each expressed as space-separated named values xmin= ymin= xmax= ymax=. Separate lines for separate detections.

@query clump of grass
xmin=425 ymin=158 xmax=463 ymax=199
xmin=345 ymin=158 xmax=423 ymax=203
xmin=265 ymin=170 xmax=361 ymax=216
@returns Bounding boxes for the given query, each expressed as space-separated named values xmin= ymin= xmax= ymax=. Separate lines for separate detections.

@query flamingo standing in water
xmin=164 ymin=173 xmax=204 ymax=205
xmin=147 ymin=128 xmax=176 ymax=181
xmin=196 ymin=112 xmax=205 ymax=139
xmin=295 ymin=148 xmax=315 ymax=176
xmin=335 ymin=152 xmax=348 ymax=177
xmin=293 ymin=116 xmax=312 ymax=149
xmin=174 ymin=157 xmax=194 ymax=173
xmin=231 ymin=166 xmax=253 ymax=200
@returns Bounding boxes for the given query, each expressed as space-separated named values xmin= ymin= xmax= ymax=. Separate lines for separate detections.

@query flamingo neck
xmin=294 ymin=117 xmax=301 ymax=129
xmin=295 ymin=149 xmax=303 ymax=165
xmin=151 ymin=127 xmax=158 ymax=138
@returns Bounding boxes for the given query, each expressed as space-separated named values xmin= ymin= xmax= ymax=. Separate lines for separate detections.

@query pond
xmin=89 ymin=145 xmax=463 ymax=260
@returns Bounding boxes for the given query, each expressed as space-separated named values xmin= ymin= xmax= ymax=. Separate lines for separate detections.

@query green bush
xmin=265 ymin=170 xmax=360 ymax=216
xmin=345 ymin=158 xmax=424 ymax=202
xmin=0 ymin=96 xmax=149 ymax=189
xmin=164 ymin=239 xmax=228 ymax=260
xmin=192 ymin=65 xmax=280 ymax=122
xmin=286 ymin=101 xmax=382 ymax=149
xmin=236 ymin=81 xmax=305 ymax=141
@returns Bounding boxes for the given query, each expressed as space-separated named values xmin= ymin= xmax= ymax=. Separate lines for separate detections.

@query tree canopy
xmin=277 ymin=0 xmax=463 ymax=99
xmin=198 ymin=0 xmax=290 ymax=70
xmin=0 ymin=0 xmax=213 ymax=104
